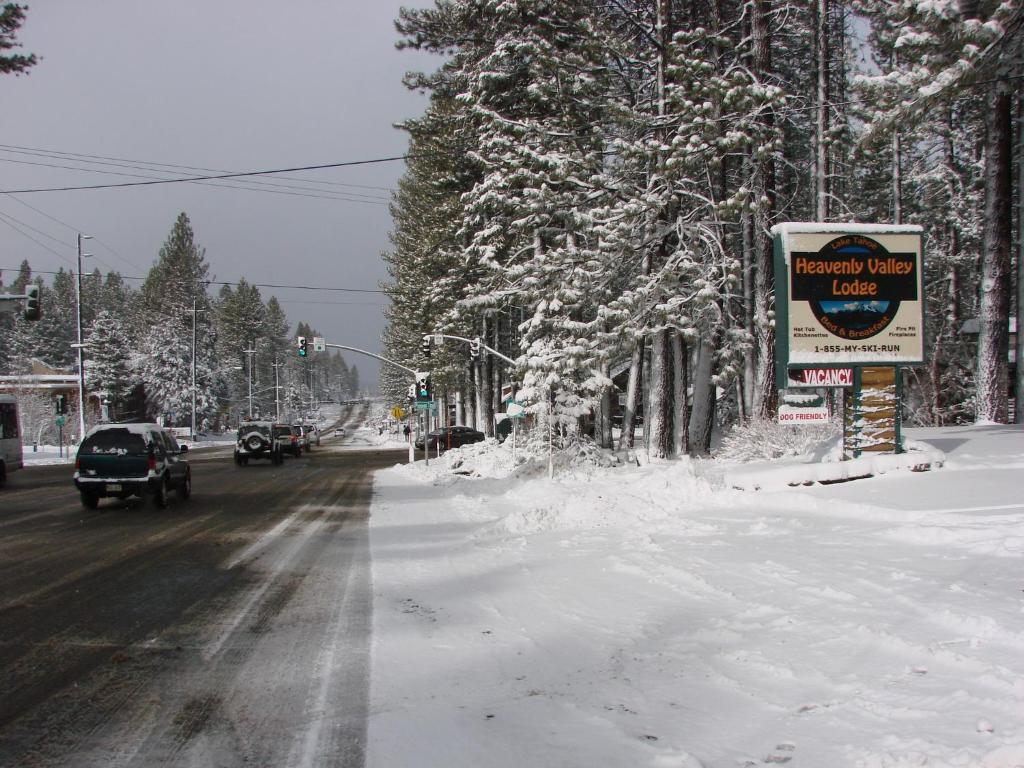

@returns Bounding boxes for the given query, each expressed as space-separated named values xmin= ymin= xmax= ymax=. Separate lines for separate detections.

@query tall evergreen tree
xmin=84 ymin=310 xmax=135 ymax=420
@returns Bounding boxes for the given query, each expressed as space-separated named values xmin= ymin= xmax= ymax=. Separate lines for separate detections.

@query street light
xmin=76 ymin=233 xmax=92 ymax=441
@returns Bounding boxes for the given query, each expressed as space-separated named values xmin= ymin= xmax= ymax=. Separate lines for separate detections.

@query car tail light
xmin=148 ymin=452 xmax=157 ymax=471
xmin=74 ymin=457 xmax=80 ymax=470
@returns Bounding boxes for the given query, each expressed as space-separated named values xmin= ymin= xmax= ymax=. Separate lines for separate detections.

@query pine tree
xmin=136 ymin=213 xmax=218 ymax=424
xmin=84 ymin=310 xmax=135 ymax=420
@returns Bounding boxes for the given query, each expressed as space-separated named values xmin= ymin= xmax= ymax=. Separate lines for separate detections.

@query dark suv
xmin=234 ymin=421 xmax=292 ymax=466
xmin=74 ymin=424 xmax=191 ymax=509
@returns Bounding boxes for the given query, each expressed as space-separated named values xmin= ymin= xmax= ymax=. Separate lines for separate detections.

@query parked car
xmin=234 ymin=421 xmax=292 ymax=466
xmin=74 ymin=423 xmax=191 ymax=509
xmin=334 ymin=426 xmax=346 ymax=438
xmin=415 ymin=425 xmax=486 ymax=452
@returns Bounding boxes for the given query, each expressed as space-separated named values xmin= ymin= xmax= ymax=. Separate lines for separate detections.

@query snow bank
xmin=367 ymin=424 xmax=1024 ymax=768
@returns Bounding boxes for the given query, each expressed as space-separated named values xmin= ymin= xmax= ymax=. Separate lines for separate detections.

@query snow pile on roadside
xmin=367 ymin=424 xmax=1024 ymax=768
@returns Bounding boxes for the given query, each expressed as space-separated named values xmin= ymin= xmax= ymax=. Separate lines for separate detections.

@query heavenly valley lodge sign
xmin=772 ymin=223 xmax=924 ymax=386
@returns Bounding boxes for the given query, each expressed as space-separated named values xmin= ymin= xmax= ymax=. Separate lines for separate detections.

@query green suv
xmin=74 ymin=423 xmax=192 ymax=509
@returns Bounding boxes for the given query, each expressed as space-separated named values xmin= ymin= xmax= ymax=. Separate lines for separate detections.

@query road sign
xmin=55 ymin=415 xmax=67 ymax=427
xmin=414 ymin=402 xmax=437 ymax=412
xmin=391 ymin=406 xmax=405 ymax=420
xmin=313 ymin=336 xmax=326 ymax=352
xmin=506 ymin=402 xmax=526 ymax=418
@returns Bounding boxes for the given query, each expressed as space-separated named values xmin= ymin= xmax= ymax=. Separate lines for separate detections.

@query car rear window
xmin=80 ymin=429 xmax=149 ymax=456
xmin=273 ymin=426 xmax=292 ymax=438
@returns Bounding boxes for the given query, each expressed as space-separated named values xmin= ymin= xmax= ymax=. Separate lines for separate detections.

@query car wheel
xmin=272 ymin=450 xmax=283 ymax=466
xmin=234 ymin=451 xmax=244 ymax=466
xmin=80 ymin=491 xmax=99 ymax=509
xmin=176 ymin=471 xmax=192 ymax=501
xmin=152 ymin=477 xmax=169 ymax=508
xmin=0 ymin=463 xmax=6 ymax=489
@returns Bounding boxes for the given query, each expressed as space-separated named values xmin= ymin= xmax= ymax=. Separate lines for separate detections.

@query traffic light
xmin=297 ymin=336 xmax=307 ymax=357
xmin=23 ymin=284 xmax=40 ymax=321
xmin=470 ymin=337 xmax=481 ymax=358
xmin=420 ymin=335 xmax=431 ymax=357
xmin=55 ymin=394 xmax=67 ymax=414
xmin=415 ymin=372 xmax=431 ymax=403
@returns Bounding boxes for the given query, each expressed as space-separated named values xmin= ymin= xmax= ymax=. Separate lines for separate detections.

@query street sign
xmin=414 ymin=401 xmax=437 ymax=412
xmin=313 ymin=336 xmax=326 ymax=352
xmin=55 ymin=415 xmax=67 ymax=427
xmin=506 ymin=402 xmax=526 ymax=418
xmin=391 ymin=406 xmax=405 ymax=420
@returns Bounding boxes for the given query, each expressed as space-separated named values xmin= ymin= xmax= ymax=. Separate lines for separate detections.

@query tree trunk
xmin=814 ymin=0 xmax=830 ymax=221
xmin=647 ymin=329 xmax=672 ymax=459
xmin=1015 ymin=91 xmax=1024 ymax=424
xmin=618 ymin=339 xmax=644 ymax=449
xmin=598 ymin=355 xmax=613 ymax=449
xmin=751 ymin=0 xmax=777 ymax=420
xmin=672 ymin=331 xmax=689 ymax=456
xmin=975 ymin=80 xmax=1013 ymax=423
xmin=741 ymin=157 xmax=755 ymax=420
xmin=688 ymin=333 xmax=717 ymax=455
xmin=481 ymin=315 xmax=495 ymax=436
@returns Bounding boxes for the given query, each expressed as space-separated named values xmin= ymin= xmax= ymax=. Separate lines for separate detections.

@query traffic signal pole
xmin=423 ymin=333 xmax=517 ymax=365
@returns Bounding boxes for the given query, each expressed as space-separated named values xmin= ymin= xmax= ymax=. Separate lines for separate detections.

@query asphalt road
xmin=0 ymin=433 xmax=407 ymax=768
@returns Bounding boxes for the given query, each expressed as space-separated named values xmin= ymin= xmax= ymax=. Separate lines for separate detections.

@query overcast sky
xmin=0 ymin=0 xmax=439 ymax=391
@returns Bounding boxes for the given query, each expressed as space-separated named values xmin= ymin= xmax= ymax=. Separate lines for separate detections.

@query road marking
xmin=202 ymin=505 xmax=325 ymax=663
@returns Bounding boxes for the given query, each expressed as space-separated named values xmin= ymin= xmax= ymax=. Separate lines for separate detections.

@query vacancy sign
xmin=772 ymin=223 xmax=924 ymax=370
xmin=787 ymin=367 xmax=853 ymax=388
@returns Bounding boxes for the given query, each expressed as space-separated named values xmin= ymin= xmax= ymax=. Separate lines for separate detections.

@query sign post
xmin=772 ymin=223 xmax=924 ymax=459
xmin=56 ymin=414 xmax=66 ymax=458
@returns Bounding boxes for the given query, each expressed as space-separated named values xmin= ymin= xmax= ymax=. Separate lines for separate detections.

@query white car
xmin=334 ymin=427 xmax=346 ymax=438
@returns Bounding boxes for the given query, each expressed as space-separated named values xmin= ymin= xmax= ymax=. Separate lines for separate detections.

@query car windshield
xmin=80 ymin=429 xmax=149 ymax=456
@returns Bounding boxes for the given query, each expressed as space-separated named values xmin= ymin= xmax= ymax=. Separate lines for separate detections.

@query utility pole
xmin=272 ymin=359 xmax=283 ymax=422
xmin=75 ymin=234 xmax=92 ymax=441
xmin=244 ymin=344 xmax=256 ymax=420
xmin=186 ymin=300 xmax=207 ymax=439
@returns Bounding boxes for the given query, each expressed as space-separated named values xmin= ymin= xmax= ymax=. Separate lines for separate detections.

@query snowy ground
xmin=367 ymin=424 xmax=1024 ymax=768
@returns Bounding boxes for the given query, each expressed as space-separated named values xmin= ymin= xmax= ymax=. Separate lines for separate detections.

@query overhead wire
xmin=0 ymin=154 xmax=410 ymax=195
xmin=0 ymin=266 xmax=387 ymax=294
xmin=0 ymin=143 xmax=396 ymax=193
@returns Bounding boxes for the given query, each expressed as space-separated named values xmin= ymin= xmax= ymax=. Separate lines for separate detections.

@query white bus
xmin=0 ymin=394 xmax=23 ymax=488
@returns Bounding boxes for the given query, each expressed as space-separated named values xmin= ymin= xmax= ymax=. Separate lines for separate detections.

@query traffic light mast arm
xmin=323 ymin=342 xmax=419 ymax=376
xmin=424 ymin=333 xmax=517 ymax=365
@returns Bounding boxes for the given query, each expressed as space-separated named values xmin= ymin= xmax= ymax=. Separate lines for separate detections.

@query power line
xmin=0 ymin=193 xmax=146 ymax=272
xmin=0 ymin=148 xmax=394 ymax=203
xmin=0 ymin=157 xmax=393 ymax=204
xmin=0 ymin=143 xmax=397 ymax=193
xmin=0 ymin=266 xmax=387 ymax=294
xmin=0 ymin=155 xmax=410 ymax=195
